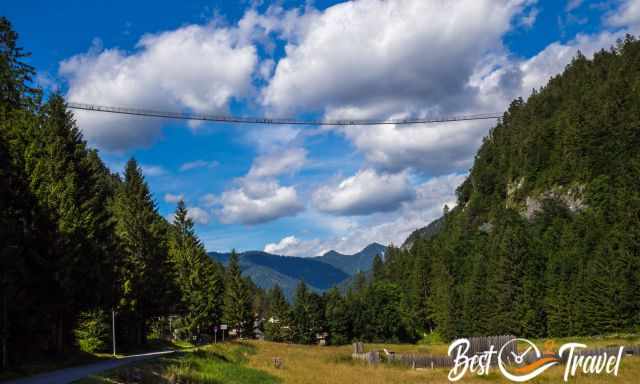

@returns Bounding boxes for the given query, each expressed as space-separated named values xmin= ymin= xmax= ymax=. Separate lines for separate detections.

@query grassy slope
xmin=74 ymin=336 xmax=640 ymax=384
xmin=74 ymin=342 xmax=278 ymax=384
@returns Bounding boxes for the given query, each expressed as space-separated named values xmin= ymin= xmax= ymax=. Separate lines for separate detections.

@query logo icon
xmin=497 ymin=339 xmax=559 ymax=382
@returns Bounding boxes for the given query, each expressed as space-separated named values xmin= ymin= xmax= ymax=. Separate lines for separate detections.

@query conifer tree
xmin=264 ymin=284 xmax=290 ymax=342
xmin=223 ymin=251 xmax=253 ymax=338
xmin=169 ymin=200 xmax=223 ymax=337
xmin=112 ymin=158 xmax=168 ymax=345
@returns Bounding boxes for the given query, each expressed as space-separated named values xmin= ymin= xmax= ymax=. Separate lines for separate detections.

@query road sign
xmin=220 ymin=324 xmax=228 ymax=330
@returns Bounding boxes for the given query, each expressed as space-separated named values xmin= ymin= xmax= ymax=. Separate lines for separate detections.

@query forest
xmin=2 ymin=15 xmax=640 ymax=371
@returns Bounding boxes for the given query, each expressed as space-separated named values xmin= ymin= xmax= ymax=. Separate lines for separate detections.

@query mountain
xmin=208 ymin=250 xmax=349 ymax=299
xmin=401 ymin=217 xmax=444 ymax=250
xmin=208 ymin=243 xmax=386 ymax=299
xmin=313 ymin=242 xmax=386 ymax=275
xmin=374 ymin=38 xmax=640 ymax=340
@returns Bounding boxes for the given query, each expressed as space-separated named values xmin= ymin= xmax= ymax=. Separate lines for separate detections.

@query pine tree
xmin=291 ymin=281 xmax=323 ymax=344
xmin=324 ymin=287 xmax=351 ymax=345
xmin=169 ymin=200 xmax=223 ymax=337
xmin=371 ymin=254 xmax=385 ymax=281
xmin=112 ymin=158 xmax=168 ymax=345
xmin=264 ymin=284 xmax=290 ymax=342
xmin=222 ymin=251 xmax=253 ymax=338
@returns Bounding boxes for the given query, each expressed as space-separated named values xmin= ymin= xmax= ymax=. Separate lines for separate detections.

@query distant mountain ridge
xmin=313 ymin=242 xmax=386 ymax=275
xmin=208 ymin=243 xmax=386 ymax=299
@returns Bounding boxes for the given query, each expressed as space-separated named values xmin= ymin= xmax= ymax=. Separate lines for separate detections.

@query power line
xmin=67 ymin=102 xmax=502 ymax=126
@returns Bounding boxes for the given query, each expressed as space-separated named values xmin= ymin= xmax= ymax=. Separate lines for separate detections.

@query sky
xmin=3 ymin=0 xmax=640 ymax=255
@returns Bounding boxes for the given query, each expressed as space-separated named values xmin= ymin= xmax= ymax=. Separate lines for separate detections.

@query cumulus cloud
xmin=164 ymin=193 xmax=184 ymax=203
xmin=179 ymin=160 xmax=219 ymax=172
xmin=267 ymin=173 xmax=466 ymax=255
xmin=313 ymin=169 xmax=415 ymax=216
xmin=607 ymin=0 xmax=640 ymax=28
xmin=140 ymin=164 xmax=168 ymax=177
xmin=217 ymin=178 xmax=303 ymax=225
xmin=248 ymin=147 xmax=306 ymax=178
xmin=60 ymin=23 xmax=258 ymax=151
xmin=186 ymin=206 xmax=211 ymax=225
xmin=264 ymin=235 xmax=323 ymax=256
xmin=257 ymin=0 xmax=532 ymax=175
xmin=262 ymin=0 xmax=527 ymax=115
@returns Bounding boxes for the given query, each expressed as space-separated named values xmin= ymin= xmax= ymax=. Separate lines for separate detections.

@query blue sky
xmin=3 ymin=0 xmax=639 ymax=255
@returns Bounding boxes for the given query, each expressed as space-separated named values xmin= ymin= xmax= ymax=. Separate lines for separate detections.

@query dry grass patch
xmin=245 ymin=340 xmax=640 ymax=384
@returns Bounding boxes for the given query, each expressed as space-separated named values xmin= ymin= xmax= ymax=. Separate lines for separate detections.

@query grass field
xmin=74 ymin=336 xmax=640 ymax=384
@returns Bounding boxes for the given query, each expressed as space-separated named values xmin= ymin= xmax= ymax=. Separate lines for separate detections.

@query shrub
xmin=74 ymin=309 xmax=110 ymax=353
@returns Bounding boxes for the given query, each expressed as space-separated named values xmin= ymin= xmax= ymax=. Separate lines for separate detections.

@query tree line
xmin=0 ymin=18 xmax=262 ymax=368
xmin=263 ymin=36 xmax=640 ymax=345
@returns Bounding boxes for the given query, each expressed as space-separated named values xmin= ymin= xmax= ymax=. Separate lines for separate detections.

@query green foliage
xmin=169 ymin=200 xmax=224 ymax=338
xmin=74 ymin=310 xmax=110 ymax=353
xmin=291 ymin=281 xmax=325 ymax=344
xmin=358 ymin=36 xmax=640 ymax=341
xmin=223 ymin=251 xmax=254 ymax=338
xmin=264 ymin=285 xmax=291 ymax=342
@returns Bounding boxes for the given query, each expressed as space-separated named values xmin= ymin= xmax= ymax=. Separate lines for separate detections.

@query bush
xmin=417 ymin=330 xmax=444 ymax=345
xmin=74 ymin=309 xmax=110 ymax=353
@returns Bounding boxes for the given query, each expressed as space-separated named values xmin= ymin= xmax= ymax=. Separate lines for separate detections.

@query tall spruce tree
xmin=264 ymin=284 xmax=291 ymax=342
xmin=222 ymin=251 xmax=253 ymax=338
xmin=169 ymin=200 xmax=223 ymax=337
xmin=112 ymin=158 xmax=168 ymax=345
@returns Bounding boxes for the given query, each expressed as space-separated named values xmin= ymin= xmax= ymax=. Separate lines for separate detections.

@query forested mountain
xmin=368 ymin=36 xmax=640 ymax=341
xmin=401 ymin=217 xmax=444 ymax=250
xmin=313 ymin=243 xmax=386 ymax=275
xmin=208 ymin=244 xmax=385 ymax=299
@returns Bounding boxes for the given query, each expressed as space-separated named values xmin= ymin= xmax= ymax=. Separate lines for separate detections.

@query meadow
xmin=75 ymin=335 xmax=640 ymax=384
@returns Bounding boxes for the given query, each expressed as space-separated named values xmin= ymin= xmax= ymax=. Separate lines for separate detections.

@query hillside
xmin=313 ymin=243 xmax=386 ymax=275
xmin=208 ymin=250 xmax=345 ymax=299
xmin=401 ymin=217 xmax=444 ymax=250
xmin=375 ymin=37 xmax=640 ymax=340
xmin=208 ymin=243 xmax=385 ymax=299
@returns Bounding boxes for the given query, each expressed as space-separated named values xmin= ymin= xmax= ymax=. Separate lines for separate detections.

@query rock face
xmin=522 ymin=184 xmax=586 ymax=220
xmin=506 ymin=177 xmax=586 ymax=220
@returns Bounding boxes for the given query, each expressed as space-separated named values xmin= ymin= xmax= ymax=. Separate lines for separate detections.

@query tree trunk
xmin=2 ymin=285 xmax=8 ymax=369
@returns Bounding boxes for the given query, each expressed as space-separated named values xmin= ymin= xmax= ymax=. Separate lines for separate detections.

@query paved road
xmin=3 ymin=350 xmax=175 ymax=384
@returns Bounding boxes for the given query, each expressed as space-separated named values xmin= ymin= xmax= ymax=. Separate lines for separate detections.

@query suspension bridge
xmin=67 ymin=102 xmax=502 ymax=126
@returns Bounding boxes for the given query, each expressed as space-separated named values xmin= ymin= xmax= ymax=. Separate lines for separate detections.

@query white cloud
xmin=179 ymin=160 xmax=219 ymax=172
xmin=164 ymin=193 xmax=184 ymax=203
xmin=566 ymin=0 xmax=583 ymax=12
xmin=201 ymin=193 xmax=218 ymax=207
xmin=264 ymin=235 xmax=322 ymax=256
xmin=263 ymin=0 xmax=527 ymax=115
xmin=217 ymin=178 xmax=303 ymax=225
xmin=258 ymin=0 xmax=532 ymax=175
xmin=248 ymin=147 xmax=306 ymax=178
xmin=267 ymin=173 xmax=466 ymax=255
xmin=187 ymin=206 xmax=211 ymax=225
xmin=60 ymin=22 xmax=258 ymax=151
xmin=141 ymin=164 xmax=168 ymax=177
xmin=520 ymin=7 xmax=539 ymax=29
xmin=313 ymin=169 xmax=415 ymax=216
xmin=606 ymin=0 xmax=640 ymax=28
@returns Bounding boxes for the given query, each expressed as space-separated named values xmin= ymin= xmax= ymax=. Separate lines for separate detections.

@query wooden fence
xmin=351 ymin=336 xmax=640 ymax=370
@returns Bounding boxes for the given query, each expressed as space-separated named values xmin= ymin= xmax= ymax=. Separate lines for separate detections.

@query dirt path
xmin=2 ymin=350 xmax=175 ymax=384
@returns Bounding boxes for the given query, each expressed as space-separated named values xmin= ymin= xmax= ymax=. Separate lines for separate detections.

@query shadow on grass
xmin=75 ymin=342 xmax=280 ymax=384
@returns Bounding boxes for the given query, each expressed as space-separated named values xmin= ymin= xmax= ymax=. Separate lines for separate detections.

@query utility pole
xmin=112 ymin=309 xmax=116 ymax=357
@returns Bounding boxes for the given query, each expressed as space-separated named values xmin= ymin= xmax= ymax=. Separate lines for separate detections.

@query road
xmin=2 ymin=350 xmax=175 ymax=384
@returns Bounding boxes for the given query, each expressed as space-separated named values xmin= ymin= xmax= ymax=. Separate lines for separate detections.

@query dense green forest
xmin=261 ymin=35 xmax=640 ymax=345
xmin=341 ymin=35 xmax=640 ymax=342
xmin=2 ymin=15 xmax=640 ymax=370
xmin=0 ymin=18 xmax=265 ymax=368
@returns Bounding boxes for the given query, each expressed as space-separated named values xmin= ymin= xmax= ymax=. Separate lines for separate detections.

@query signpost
xmin=214 ymin=326 xmax=218 ymax=344
xmin=221 ymin=324 xmax=228 ymax=342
